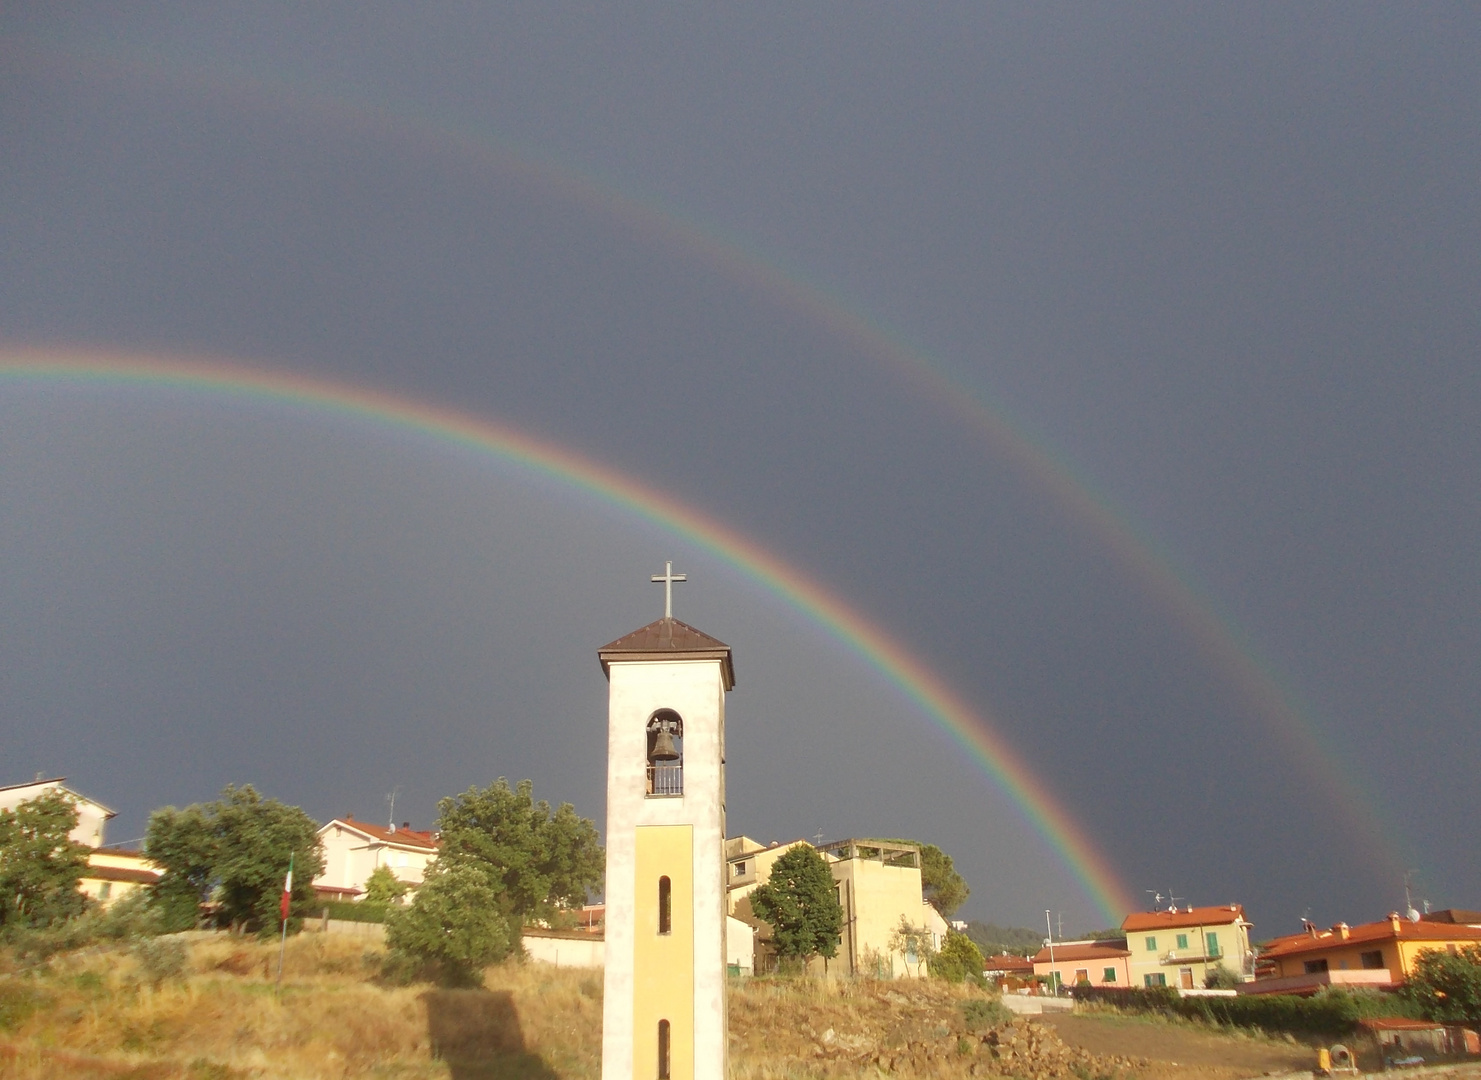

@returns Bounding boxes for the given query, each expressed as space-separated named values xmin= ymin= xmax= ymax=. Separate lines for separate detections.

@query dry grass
xmin=0 ymin=932 xmax=607 ymax=1080
xmin=0 ymin=935 xmax=1160 ymax=1079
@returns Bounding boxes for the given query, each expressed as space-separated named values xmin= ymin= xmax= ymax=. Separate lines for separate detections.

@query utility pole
xmin=1045 ymin=909 xmax=1058 ymax=995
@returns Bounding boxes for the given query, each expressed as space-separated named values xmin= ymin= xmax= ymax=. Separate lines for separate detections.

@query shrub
xmin=320 ymin=899 xmax=390 ymax=924
xmin=133 ymin=935 xmax=190 ymax=987
xmin=1402 ymin=944 xmax=1481 ymax=1027
xmin=384 ymin=862 xmax=513 ymax=986
xmin=933 ymin=932 xmax=985 ymax=983
xmin=961 ymin=996 xmax=1014 ymax=1030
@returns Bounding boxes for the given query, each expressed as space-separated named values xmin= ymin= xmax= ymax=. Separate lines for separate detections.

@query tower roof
xmin=598 ymin=617 xmax=735 ymax=689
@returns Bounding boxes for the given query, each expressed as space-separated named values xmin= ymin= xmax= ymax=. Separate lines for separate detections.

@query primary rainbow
xmin=1 ymin=348 xmax=1136 ymax=923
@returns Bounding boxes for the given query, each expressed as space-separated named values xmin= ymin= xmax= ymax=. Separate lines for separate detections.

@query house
xmin=1 ymin=777 xmax=158 ymax=909
xmin=1247 ymin=912 xmax=1481 ymax=995
xmin=313 ymin=815 xmax=439 ymax=900
xmin=0 ymin=777 xmax=115 ymax=848
xmin=1032 ymin=939 xmax=1133 ymax=990
xmin=726 ymin=836 xmax=947 ymax=978
xmin=983 ymin=952 xmax=1038 ymax=993
xmin=80 ymin=846 xmax=162 ymax=908
xmin=1121 ymin=904 xmax=1251 ymax=989
xmin=1419 ymin=909 xmax=1481 ymax=927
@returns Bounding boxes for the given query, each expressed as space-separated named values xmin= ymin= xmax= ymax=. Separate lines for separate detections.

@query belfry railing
xmin=646 ymin=763 xmax=683 ymax=796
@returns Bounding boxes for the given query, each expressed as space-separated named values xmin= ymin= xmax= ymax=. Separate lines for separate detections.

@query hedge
xmin=315 ymin=900 xmax=391 ymax=924
xmin=1069 ymin=984 xmax=1426 ymax=1037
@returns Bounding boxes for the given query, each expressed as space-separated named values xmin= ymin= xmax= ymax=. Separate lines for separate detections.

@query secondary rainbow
xmin=1 ymin=348 xmax=1136 ymax=923
xmin=24 ymin=41 xmax=1407 ymax=876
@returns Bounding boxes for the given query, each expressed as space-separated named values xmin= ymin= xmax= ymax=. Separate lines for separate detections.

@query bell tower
xmin=599 ymin=564 xmax=734 ymax=1080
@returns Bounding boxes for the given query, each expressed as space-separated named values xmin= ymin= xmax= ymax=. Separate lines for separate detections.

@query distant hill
xmin=963 ymin=921 xmax=1044 ymax=957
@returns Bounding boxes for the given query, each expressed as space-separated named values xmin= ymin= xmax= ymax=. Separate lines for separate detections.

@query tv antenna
xmin=387 ymin=785 xmax=402 ymax=830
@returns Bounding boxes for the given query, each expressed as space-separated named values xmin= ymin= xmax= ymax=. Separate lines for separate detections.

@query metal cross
xmin=651 ymin=560 xmax=687 ymax=618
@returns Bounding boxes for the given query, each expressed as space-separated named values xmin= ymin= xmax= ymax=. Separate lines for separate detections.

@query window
xmin=1074 ymin=968 xmax=1090 ymax=985
xmin=99 ymin=882 xmax=112 ymax=900
xmin=1145 ymin=936 xmax=1158 ymax=952
xmin=658 ymin=877 xmax=671 ymax=935
xmin=657 ymin=1019 xmax=671 ymax=1079
xmin=1205 ymin=932 xmax=1220 ymax=957
xmin=1360 ymin=950 xmax=1384 ymax=969
xmin=1103 ymin=967 xmax=1117 ymax=983
xmin=1304 ymin=959 xmax=1329 ymax=974
xmin=1176 ymin=934 xmax=1188 ymax=950
xmin=1144 ymin=973 xmax=1166 ymax=987
xmin=733 ymin=861 xmax=746 ymax=877
xmin=646 ymin=710 xmax=684 ymax=796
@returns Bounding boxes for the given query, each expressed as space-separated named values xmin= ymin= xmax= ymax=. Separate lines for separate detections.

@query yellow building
xmin=1121 ymin=905 xmax=1251 ymax=989
xmin=727 ymin=837 xmax=947 ymax=978
xmin=1250 ymin=913 xmax=1481 ymax=994
xmin=80 ymin=847 xmax=161 ymax=908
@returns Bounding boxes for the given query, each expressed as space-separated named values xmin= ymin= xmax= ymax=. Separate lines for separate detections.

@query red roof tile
xmin=1032 ymin=941 xmax=1132 ymax=964
xmin=1260 ymin=917 xmax=1481 ymax=960
xmin=83 ymin=865 xmax=161 ymax=885
xmin=1122 ymin=905 xmax=1246 ymax=932
xmin=599 ymin=618 xmax=735 ymax=688
xmin=322 ymin=818 xmax=440 ymax=851
xmin=983 ymin=954 xmax=1035 ymax=973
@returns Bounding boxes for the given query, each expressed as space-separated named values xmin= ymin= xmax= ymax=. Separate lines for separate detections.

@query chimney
xmin=1334 ymin=923 xmax=1350 ymax=940
xmin=346 ymin=813 xmax=354 ymax=821
xmin=402 ymin=821 xmax=410 ymax=831
xmin=1388 ymin=912 xmax=1402 ymax=933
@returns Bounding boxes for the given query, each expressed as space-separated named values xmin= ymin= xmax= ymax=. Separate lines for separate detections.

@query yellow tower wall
xmin=633 ymin=825 xmax=694 ymax=1079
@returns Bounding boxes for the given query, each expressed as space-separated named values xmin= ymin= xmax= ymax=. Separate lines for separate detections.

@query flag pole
xmin=276 ymin=852 xmax=294 ymax=995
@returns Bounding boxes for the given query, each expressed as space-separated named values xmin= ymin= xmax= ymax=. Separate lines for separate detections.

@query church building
xmin=599 ymin=564 xmax=733 ymax=1080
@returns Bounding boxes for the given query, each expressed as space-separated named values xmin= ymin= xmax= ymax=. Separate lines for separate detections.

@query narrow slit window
xmin=658 ymin=876 xmax=671 ymax=935
xmin=657 ymin=1019 xmax=671 ymax=1079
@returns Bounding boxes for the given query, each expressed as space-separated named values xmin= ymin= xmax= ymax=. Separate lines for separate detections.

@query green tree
xmin=1402 ymin=944 xmax=1481 ymax=1028
xmin=0 ymin=790 xmax=90 ymax=930
xmin=888 ymin=916 xmax=937 ymax=977
xmin=385 ymin=861 xmax=513 ymax=986
xmin=932 ymin=930 xmax=985 ymax=982
xmin=362 ymin=865 xmax=409 ymax=907
xmin=873 ymin=838 xmax=970 ymax=918
xmin=918 ymin=844 xmax=969 ymax=918
xmin=749 ymin=844 xmax=843 ymax=970
xmin=963 ymin=921 xmax=1044 ymax=957
xmin=145 ymin=784 xmax=324 ymax=933
xmin=434 ymin=778 xmax=603 ymax=921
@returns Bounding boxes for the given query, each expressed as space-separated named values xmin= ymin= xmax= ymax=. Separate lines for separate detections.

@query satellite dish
xmin=1407 ymin=908 xmax=1422 ymax=923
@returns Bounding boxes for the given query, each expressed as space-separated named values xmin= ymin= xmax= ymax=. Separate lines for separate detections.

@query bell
xmin=650 ymin=727 xmax=680 ymax=761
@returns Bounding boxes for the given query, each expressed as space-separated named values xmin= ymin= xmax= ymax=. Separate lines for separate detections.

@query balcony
xmin=1162 ymin=946 xmax=1222 ymax=965
xmin=646 ymin=763 xmax=683 ymax=796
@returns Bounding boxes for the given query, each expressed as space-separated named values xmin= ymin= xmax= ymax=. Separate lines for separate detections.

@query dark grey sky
xmin=1 ymin=4 xmax=1477 ymax=932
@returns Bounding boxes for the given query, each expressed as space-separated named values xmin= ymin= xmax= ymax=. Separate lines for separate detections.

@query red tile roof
xmin=1032 ymin=941 xmax=1132 ymax=964
xmin=1122 ymin=905 xmax=1246 ymax=932
xmin=983 ymin=953 xmax=1035 ymax=973
xmin=1260 ymin=916 xmax=1481 ymax=960
xmin=83 ymin=865 xmax=161 ymax=885
xmin=322 ymin=817 xmax=440 ymax=851
xmin=599 ymin=618 xmax=735 ymax=688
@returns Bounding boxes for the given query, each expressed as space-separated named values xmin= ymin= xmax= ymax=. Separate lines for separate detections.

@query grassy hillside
xmin=0 ymin=931 xmax=1299 ymax=1079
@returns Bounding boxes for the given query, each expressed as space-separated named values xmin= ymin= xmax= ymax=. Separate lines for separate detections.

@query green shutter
xmin=1145 ymin=936 xmax=1157 ymax=951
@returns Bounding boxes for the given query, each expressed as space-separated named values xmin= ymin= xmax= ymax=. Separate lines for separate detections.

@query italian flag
xmin=280 ymin=853 xmax=294 ymax=922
